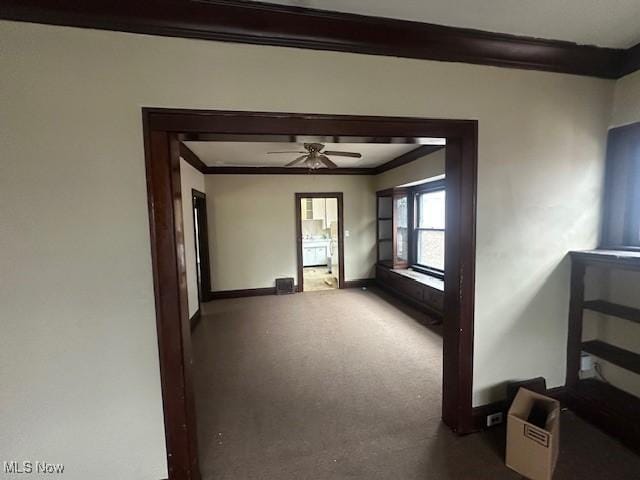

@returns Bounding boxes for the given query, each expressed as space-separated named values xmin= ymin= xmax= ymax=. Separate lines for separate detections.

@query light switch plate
xmin=345 ymin=230 xmax=350 ymax=237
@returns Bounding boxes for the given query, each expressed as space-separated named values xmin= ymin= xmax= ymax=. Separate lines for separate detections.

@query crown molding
xmin=179 ymin=143 xmax=208 ymax=173
xmin=620 ymin=42 xmax=640 ymax=78
xmin=2 ymin=0 xmax=636 ymax=79
xmin=374 ymin=145 xmax=444 ymax=174
xmin=180 ymin=142 xmax=440 ymax=175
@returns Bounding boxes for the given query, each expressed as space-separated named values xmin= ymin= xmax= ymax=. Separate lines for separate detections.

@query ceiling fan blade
xmin=285 ymin=155 xmax=308 ymax=167
xmin=267 ymin=151 xmax=306 ymax=154
xmin=323 ymin=151 xmax=362 ymax=158
xmin=319 ymin=155 xmax=338 ymax=169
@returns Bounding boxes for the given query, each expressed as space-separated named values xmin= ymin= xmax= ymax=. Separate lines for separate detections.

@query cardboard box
xmin=505 ymin=388 xmax=560 ymax=480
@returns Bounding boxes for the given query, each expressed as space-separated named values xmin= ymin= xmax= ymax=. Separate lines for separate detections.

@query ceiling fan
xmin=267 ymin=143 xmax=362 ymax=169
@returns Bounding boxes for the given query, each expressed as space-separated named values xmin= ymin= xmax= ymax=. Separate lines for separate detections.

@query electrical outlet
xmin=487 ymin=412 xmax=504 ymax=427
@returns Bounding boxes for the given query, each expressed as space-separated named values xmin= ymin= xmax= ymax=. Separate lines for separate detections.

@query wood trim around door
xmin=191 ymin=189 xmax=212 ymax=302
xmin=295 ymin=193 xmax=345 ymax=292
xmin=142 ymin=108 xmax=477 ymax=480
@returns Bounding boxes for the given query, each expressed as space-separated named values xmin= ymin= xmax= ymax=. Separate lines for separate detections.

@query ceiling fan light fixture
xmin=267 ymin=143 xmax=362 ymax=169
xmin=307 ymin=156 xmax=324 ymax=169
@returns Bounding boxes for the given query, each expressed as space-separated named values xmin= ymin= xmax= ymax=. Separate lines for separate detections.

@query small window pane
xmin=397 ymin=227 xmax=408 ymax=261
xmin=417 ymin=230 xmax=445 ymax=270
xmin=395 ymin=195 xmax=408 ymax=261
xmin=419 ymin=190 xmax=445 ymax=229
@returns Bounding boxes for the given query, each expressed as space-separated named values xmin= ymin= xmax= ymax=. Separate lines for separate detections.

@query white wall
xmin=205 ymin=174 xmax=375 ymax=290
xmin=376 ymin=148 xmax=446 ymax=191
xmin=180 ymin=159 xmax=206 ymax=317
xmin=0 ymin=20 xmax=614 ymax=478
xmin=610 ymin=69 xmax=640 ymax=127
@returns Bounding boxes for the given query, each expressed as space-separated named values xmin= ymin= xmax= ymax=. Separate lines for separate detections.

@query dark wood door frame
xmin=295 ymin=192 xmax=345 ymax=292
xmin=191 ymin=189 xmax=212 ymax=303
xmin=142 ymin=108 xmax=477 ymax=480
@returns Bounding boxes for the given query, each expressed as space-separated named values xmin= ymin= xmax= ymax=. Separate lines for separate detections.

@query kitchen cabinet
xmin=303 ymin=240 xmax=329 ymax=266
xmin=312 ymin=198 xmax=326 ymax=222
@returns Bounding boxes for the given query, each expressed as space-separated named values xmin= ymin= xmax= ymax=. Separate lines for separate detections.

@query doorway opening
xmin=142 ymin=108 xmax=477 ymax=480
xmin=296 ymin=193 xmax=344 ymax=292
xmin=191 ymin=189 xmax=211 ymax=305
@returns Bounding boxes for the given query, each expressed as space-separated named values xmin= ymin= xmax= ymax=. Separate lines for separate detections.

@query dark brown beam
xmin=178 ymin=142 xmax=207 ymax=174
xmin=374 ymin=145 xmax=444 ymax=174
xmin=1 ymin=0 xmax=632 ymax=79
xmin=620 ymin=42 xmax=640 ymax=77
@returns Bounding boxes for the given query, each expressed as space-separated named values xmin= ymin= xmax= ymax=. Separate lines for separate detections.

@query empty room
xmin=2 ymin=1 xmax=640 ymax=480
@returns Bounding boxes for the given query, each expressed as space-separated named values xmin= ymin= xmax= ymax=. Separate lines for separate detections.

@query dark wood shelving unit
xmin=581 ymin=340 xmax=640 ymax=375
xmin=564 ymin=378 xmax=640 ymax=454
xmin=583 ymin=299 xmax=640 ymax=324
xmin=566 ymin=250 xmax=640 ymax=452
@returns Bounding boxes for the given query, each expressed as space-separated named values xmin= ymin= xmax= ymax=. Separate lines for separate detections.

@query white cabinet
xmin=302 ymin=241 xmax=329 ymax=266
xmin=312 ymin=198 xmax=326 ymax=221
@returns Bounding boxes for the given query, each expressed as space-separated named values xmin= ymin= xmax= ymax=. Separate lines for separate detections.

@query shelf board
xmin=571 ymin=249 xmax=640 ymax=270
xmin=581 ymin=340 xmax=640 ymax=374
xmin=583 ymin=300 xmax=640 ymax=325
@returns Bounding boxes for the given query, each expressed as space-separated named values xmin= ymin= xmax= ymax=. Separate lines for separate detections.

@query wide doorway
xmin=143 ymin=108 xmax=478 ymax=479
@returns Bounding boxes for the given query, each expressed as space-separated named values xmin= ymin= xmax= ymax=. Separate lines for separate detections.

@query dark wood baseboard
xmin=472 ymin=399 xmax=507 ymax=431
xmin=471 ymin=386 xmax=566 ymax=431
xmin=343 ymin=278 xmax=375 ymax=289
xmin=209 ymin=287 xmax=278 ymax=299
xmin=189 ymin=308 xmax=201 ymax=331
xmin=210 ymin=281 xmax=370 ymax=297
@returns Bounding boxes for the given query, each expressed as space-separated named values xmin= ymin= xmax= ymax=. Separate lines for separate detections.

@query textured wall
xmin=0 ymin=20 xmax=614 ymax=478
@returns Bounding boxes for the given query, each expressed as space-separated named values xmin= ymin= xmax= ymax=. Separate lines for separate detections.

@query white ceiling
xmin=248 ymin=0 xmax=640 ymax=49
xmin=184 ymin=142 xmax=442 ymax=168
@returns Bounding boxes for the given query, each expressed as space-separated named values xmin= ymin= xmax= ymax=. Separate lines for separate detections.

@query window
xmin=413 ymin=185 xmax=445 ymax=274
xmin=395 ymin=194 xmax=409 ymax=263
xmin=376 ymin=180 xmax=446 ymax=277
xmin=601 ymin=123 xmax=640 ymax=249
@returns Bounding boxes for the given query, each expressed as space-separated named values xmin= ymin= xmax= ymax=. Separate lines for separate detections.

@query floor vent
xmin=275 ymin=277 xmax=295 ymax=295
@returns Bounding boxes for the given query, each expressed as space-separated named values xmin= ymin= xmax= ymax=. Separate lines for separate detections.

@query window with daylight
xmin=376 ymin=179 xmax=446 ymax=278
xmin=601 ymin=123 xmax=640 ymax=249
xmin=414 ymin=185 xmax=445 ymax=275
xmin=395 ymin=193 xmax=409 ymax=263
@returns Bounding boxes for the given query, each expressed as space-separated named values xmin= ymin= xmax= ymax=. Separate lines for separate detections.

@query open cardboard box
xmin=505 ymin=388 xmax=560 ymax=480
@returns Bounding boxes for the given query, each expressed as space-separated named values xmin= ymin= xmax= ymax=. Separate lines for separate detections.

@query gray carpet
xmin=193 ymin=288 xmax=640 ymax=479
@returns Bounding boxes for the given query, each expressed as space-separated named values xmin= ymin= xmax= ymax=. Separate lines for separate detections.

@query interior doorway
xmin=192 ymin=189 xmax=212 ymax=304
xmin=142 ymin=108 xmax=477 ymax=480
xmin=296 ymin=193 xmax=345 ymax=292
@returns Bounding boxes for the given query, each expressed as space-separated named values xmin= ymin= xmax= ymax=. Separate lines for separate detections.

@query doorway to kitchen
xmin=295 ymin=192 xmax=345 ymax=292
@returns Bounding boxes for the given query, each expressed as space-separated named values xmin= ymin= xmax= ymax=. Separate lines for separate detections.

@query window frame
xmin=601 ymin=122 xmax=640 ymax=251
xmin=623 ymin=153 xmax=640 ymax=247
xmin=410 ymin=179 xmax=446 ymax=279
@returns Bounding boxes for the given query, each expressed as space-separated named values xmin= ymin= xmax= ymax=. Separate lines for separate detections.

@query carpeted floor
xmin=192 ymin=288 xmax=640 ymax=480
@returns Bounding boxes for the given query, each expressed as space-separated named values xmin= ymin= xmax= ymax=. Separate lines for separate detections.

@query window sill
xmin=391 ymin=267 xmax=444 ymax=291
